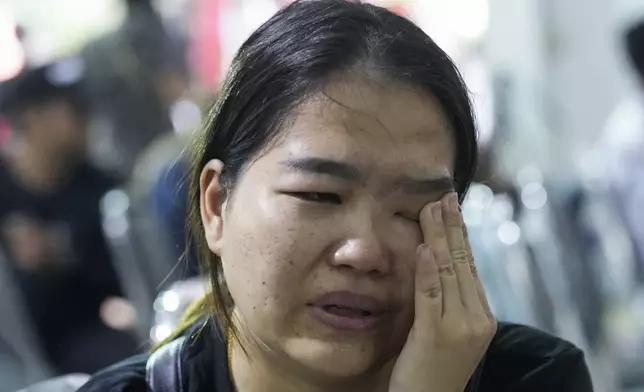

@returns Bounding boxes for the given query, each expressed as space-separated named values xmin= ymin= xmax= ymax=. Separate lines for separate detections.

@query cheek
xmin=221 ymin=191 xmax=328 ymax=311
xmin=386 ymin=222 xmax=421 ymax=310
xmin=386 ymin=214 xmax=422 ymax=259
xmin=394 ymin=240 xmax=419 ymax=301
xmin=390 ymin=218 xmax=423 ymax=244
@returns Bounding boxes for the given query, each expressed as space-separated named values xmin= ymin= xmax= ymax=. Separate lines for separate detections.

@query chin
xmin=283 ymin=336 xmax=389 ymax=379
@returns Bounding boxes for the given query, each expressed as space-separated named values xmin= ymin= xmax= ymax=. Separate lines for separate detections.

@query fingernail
xmin=449 ymin=192 xmax=459 ymax=213
xmin=416 ymin=244 xmax=425 ymax=256
xmin=431 ymin=202 xmax=442 ymax=221
xmin=417 ymin=244 xmax=432 ymax=260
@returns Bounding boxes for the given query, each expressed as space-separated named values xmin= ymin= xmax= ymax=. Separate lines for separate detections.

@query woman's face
xmin=202 ymin=77 xmax=455 ymax=378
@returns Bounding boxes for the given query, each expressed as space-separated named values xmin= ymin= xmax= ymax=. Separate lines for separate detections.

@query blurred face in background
xmin=21 ymin=99 xmax=88 ymax=159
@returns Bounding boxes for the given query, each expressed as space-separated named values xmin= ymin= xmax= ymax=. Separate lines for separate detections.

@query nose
xmin=330 ymin=232 xmax=393 ymax=277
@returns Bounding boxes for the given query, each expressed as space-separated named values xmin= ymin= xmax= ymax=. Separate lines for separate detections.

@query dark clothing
xmin=78 ymin=320 xmax=594 ymax=392
xmin=0 ymin=158 xmax=136 ymax=373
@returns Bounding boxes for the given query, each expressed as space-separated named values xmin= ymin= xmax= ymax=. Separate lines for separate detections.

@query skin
xmin=23 ymin=101 xmax=88 ymax=160
xmin=8 ymin=101 xmax=88 ymax=193
xmin=201 ymin=77 xmax=495 ymax=392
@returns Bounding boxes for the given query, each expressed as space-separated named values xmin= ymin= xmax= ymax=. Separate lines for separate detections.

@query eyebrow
xmin=279 ymin=157 xmax=454 ymax=195
xmin=280 ymin=157 xmax=362 ymax=181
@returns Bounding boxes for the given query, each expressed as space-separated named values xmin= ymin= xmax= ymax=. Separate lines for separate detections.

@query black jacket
xmin=78 ymin=320 xmax=594 ymax=392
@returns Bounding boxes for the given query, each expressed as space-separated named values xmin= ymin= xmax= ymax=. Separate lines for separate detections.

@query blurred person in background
xmin=601 ymin=19 xmax=644 ymax=285
xmin=82 ymin=0 xmax=189 ymax=179
xmin=0 ymin=60 xmax=138 ymax=375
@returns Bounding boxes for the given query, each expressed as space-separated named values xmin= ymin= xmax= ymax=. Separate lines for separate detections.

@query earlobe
xmin=200 ymin=159 xmax=226 ymax=255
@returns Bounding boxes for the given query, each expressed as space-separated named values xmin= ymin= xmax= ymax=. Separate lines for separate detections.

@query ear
xmin=200 ymin=159 xmax=227 ymax=255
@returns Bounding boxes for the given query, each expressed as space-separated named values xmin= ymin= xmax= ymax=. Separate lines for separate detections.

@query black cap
xmin=0 ymin=57 xmax=89 ymax=118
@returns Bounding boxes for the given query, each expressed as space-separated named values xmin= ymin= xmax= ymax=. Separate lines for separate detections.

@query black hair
xmin=625 ymin=20 xmax=644 ymax=82
xmin=185 ymin=0 xmax=479 ymax=337
xmin=1 ymin=65 xmax=89 ymax=128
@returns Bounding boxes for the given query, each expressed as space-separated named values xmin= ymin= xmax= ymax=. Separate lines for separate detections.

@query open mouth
xmin=322 ymin=305 xmax=373 ymax=318
xmin=308 ymin=291 xmax=387 ymax=331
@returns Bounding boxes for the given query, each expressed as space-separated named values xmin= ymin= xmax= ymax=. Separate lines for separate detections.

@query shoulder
xmin=79 ymin=319 xmax=222 ymax=392
xmin=77 ymin=354 xmax=148 ymax=392
xmin=479 ymin=322 xmax=593 ymax=391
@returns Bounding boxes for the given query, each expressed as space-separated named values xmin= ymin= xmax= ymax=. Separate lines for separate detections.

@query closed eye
xmin=288 ymin=192 xmax=342 ymax=205
xmin=395 ymin=212 xmax=420 ymax=223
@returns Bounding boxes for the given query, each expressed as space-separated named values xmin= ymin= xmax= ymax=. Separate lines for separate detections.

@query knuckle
xmin=421 ymin=284 xmax=442 ymax=299
xmin=471 ymin=324 xmax=490 ymax=341
xmin=438 ymin=322 xmax=469 ymax=346
xmin=469 ymin=318 xmax=497 ymax=342
xmin=450 ymin=325 xmax=472 ymax=344
xmin=433 ymin=248 xmax=451 ymax=265
xmin=476 ymin=319 xmax=498 ymax=340
xmin=450 ymin=249 xmax=469 ymax=264
xmin=438 ymin=264 xmax=456 ymax=276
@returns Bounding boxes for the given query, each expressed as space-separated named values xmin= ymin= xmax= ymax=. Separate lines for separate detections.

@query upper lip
xmin=308 ymin=291 xmax=388 ymax=314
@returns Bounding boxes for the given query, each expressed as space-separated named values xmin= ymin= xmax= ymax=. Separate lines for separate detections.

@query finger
xmin=443 ymin=193 xmax=480 ymax=312
xmin=414 ymin=244 xmax=442 ymax=326
xmin=461 ymin=221 xmax=494 ymax=320
xmin=420 ymin=201 xmax=461 ymax=315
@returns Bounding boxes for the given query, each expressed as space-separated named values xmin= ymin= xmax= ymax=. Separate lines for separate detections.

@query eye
xmin=289 ymin=192 xmax=342 ymax=205
xmin=395 ymin=212 xmax=420 ymax=223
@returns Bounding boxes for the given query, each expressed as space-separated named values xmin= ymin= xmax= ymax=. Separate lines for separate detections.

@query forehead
xmin=271 ymin=78 xmax=454 ymax=177
xmin=275 ymin=85 xmax=454 ymax=176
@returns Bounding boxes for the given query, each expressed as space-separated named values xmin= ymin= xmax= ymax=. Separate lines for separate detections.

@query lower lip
xmin=309 ymin=306 xmax=381 ymax=331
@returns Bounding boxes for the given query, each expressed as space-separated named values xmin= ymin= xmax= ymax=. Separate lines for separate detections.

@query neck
xmin=7 ymin=141 xmax=77 ymax=193
xmin=229 ymin=333 xmax=392 ymax=392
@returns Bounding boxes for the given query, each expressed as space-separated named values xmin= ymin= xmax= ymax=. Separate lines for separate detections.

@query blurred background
xmin=0 ymin=0 xmax=643 ymax=391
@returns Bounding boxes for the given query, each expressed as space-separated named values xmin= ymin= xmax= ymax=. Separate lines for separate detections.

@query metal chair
xmin=150 ymin=277 xmax=208 ymax=344
xmin=99 ymin=134 xmax=190 ymax=340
